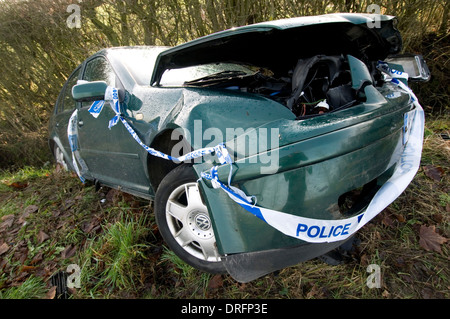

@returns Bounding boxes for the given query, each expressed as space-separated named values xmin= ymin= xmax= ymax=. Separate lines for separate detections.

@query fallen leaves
xmin=207 ymin=274 xmax=223 ymax=290
xmin=37 ymin=230 xmax=50 ymax=244
xmin=1 ymin=214 xmax=14 ymax=229
xmin=5 ymin=181 xmax=29 ymax=190
xmin=61 ymin=245 xmax=77 ymax=259
xmin=20 ymin=265 xmax=37 ymax=273
xmin=45 ymin=286 xmax=57 ymax=299
xmin=422 ymin=165 xmax=445 ymax=182
xmin=22 ymin=204 xmax=38 ymax=218
xmin=0 ymin=242 xmax=9 ymax=255
xmin=419 ymin=225 xmax=448 ymax=253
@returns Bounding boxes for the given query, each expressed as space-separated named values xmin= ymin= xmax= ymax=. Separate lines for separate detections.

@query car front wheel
xmin=154 ymin=164 xmax=226 ymax=274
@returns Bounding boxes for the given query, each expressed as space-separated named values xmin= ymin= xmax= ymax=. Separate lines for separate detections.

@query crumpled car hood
xmin=151 ymin=13 xmax=402 ymax=85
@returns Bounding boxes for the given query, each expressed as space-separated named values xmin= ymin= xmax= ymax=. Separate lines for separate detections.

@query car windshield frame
xmin=107 ymin=47 xmax=169 ymax=86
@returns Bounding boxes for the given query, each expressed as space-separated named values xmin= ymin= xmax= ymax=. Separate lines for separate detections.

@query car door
xmin=76 ymin=55 xmax=118 ymax=182
xmin=76 ymin=55 xmax=151 ymax=194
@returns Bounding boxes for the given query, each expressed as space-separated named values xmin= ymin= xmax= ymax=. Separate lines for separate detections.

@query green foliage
xmin=0 ymin=0 xmax=448 ymax=169
xmin=0 ymin=276 xmax=47 ymax=299
xmin=95 ymin=213 xmax=150 ymax=290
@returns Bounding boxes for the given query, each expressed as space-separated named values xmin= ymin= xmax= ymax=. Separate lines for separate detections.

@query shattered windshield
xmin=159 ymin=63 xmax=256 ymax=87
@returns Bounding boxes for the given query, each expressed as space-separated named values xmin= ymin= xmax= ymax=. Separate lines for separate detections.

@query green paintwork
xmin=194 ymin=87 xmax=412 ymax=254
xmin=151 ymin=13 xmax=401 ymax=84
xmin=48 ymin=13 xmax=416 ymax=256
xmin=72 ymin=81 xmax=108 ymax=102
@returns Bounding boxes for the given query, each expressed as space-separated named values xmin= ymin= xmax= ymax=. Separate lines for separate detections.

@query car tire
xmin=154 ymin=164 xmax=226 ymax=274
xmin=54 ymin=144 xmax=68 ymax=171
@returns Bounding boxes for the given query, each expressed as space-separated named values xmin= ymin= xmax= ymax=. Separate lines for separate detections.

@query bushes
xmin=0 ymin=0 xmax=448 ymax=169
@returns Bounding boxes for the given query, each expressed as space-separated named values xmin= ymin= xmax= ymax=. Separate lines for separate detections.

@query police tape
xmin=201 ymin=75 xmax=424 ymax=243
xmin=68 ymin=86 xmax=231 ymax=183
xmin=68 ymin=73 xmax=424 ymax=243
xmin=377 ymin=60 xmax=409 ymax=81
xmin=202 ymin=100 xmax=424 ymax=243
xmin=67 ymin=109 xmax=89 ymax=183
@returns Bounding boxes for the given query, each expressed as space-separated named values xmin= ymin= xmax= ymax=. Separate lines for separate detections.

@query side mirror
xmin=72 ymin=80 xmax=108 ymax=102
xmin=385 ymin=54 xmax=431 ymax=82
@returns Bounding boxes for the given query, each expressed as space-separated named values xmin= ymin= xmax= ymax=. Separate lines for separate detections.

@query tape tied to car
xmin=202 ymin=101 xmax=423 ymax=243
xmin=69 ymin=86 xmax=232 ymax=182
xmin=376 ymin=60 xmax=409 ymax=81
xmin=68 ymin=71 xmax=423 ymax=243
xmin=201 ymin=67 xmax=424 ymax=243
xmin=67 ymin=109 xmax=89 ymax=183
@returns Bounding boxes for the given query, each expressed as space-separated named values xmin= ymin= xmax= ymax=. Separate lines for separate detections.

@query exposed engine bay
xmin=153 ymin=18 xmax=407 ymax=119
xmin=181 ymin=54 xmax=383 ymax=119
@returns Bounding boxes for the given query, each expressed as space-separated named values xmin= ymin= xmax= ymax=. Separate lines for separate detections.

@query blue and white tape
xmin=69 ymin=86 xmax=231 ymax=184
xmin=201 ymin=67 xmax=424 ymax=243
xmin=90 ymin=86 xmax=231 ymax=163
xmin=67 ymin=109 xmax=89 ymax=183
xmin=377 ymin=60 xmax=409 ymax=80
xmin=203 ymin=89 xmax=423 ymax=243
xmin=68 ymin=67 xmax=424 ymax=243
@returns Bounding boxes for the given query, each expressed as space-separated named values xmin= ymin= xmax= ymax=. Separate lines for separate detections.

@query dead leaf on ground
xmin=1 ymin=214 xmax=14 ymax=222
xmin=395 ymin=214 xmax=406 ymax=223
xmin=208 ymin=274 xmax=223 ymax=290
xmin=61 ymin=245 xmax=77 ymax=259
xmin=37 ymin=230 xmax=50 ymax=244
xmin=17 ymin=204 xmax=39 ymax=224
xmin=422 ymin=165 xmax=444 ymax=182
xmin=419 ymin=225 xmax=448 ymax=253
xmin=0 ymin=214 xmax=14 ymax=229
xmin=20 ymin=265 xmax=36 ymax=273
xmin=30 ymin=252 xmax=43 ymax=265
xmin=380 ymin=210 xmax=395 ymax=228
xmin=7 ymin=181 xmax=28 ymax=189
xmin=23 ymin=204 xmax=38 ymax=216
xmin=0 ymin=243 xmax=9 ymax=255
xmin=106 ymin=188 xmax=120 ymax=203
xmin=45 ymin=286 xmax=57 ymax=299
xmin=63 ymin=199 xmax=76 ymax=210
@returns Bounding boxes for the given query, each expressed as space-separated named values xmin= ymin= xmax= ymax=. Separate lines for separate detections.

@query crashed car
xmin=48 ymin=13 xmax=429 ymax=282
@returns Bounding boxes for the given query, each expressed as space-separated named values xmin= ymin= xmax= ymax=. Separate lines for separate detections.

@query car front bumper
xmin=194 ymin=82 xmax=424 ymax=281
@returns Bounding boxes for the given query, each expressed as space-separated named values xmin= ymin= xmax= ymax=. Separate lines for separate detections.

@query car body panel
xmin=48 ymin=13 xmax=425 ymax=281
xmin=151 ymin=13 xmax=401 ymax=85
xmin=195 ymin=86 xmax=412 ymax=254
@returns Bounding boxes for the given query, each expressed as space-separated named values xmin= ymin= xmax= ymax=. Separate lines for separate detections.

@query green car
xmin=48 ymin=13 xmax=429 ymax=282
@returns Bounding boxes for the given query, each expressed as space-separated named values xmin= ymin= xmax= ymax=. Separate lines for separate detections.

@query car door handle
xmin=78 ymin=120 xmax=84 ymax=127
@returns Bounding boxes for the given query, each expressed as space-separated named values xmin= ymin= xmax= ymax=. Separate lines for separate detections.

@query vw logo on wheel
xmin=195 ymin=213 xmax=211 ymax=231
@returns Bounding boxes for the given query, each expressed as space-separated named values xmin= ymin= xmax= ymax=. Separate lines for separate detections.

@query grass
xmin=0 ymin=114 xmax=448 ymax=299
xmin=0 ymin=275 xmax=47 ymax=299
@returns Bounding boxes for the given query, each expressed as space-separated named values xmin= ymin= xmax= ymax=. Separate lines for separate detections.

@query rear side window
xmin=58 ymin=67 xmax=81 ymax=113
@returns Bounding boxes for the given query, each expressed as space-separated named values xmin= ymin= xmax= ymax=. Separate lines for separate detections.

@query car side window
xmin=59 ymin=67 xmax=81 ymax=113
xmin=83 ymin=57 xmax=115 ymax=87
